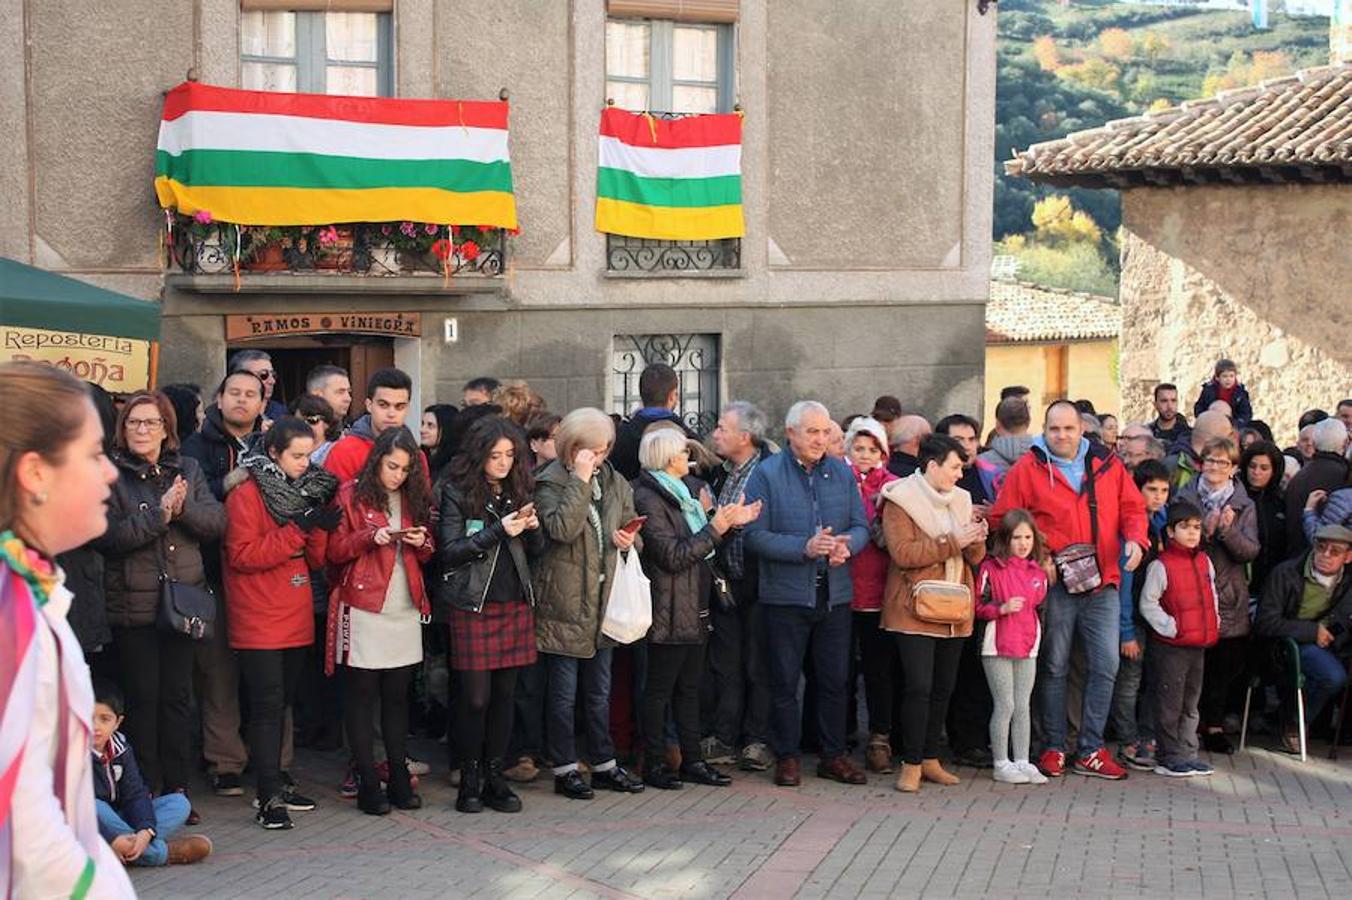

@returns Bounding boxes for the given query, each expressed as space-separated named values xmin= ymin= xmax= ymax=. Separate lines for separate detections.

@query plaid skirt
xmin=448 ymin=599 xmax=538 ymax=672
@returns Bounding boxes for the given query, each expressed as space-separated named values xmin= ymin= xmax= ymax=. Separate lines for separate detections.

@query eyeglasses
xmin=1313 ymin=541 xmax=1349 ymax=556
xmin=303 ymin=415 xmax=327 ymax=426
xmin=126 ymin=417 xmax=164 ymax=432
xmin=1201 ymin=457 xmax=1233 ymax=468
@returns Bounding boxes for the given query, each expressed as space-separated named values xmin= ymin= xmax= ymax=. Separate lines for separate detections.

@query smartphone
xmin=620 ymin=516 xmax=648 ymax=535
xmin=387 ymin=526 xmax=424 ymax=538
xmin=516 ymin=502 xmax=536 ymax=519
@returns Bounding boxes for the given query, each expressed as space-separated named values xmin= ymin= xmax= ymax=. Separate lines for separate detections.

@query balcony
xmin=164 ymin=217 xmax=508 ymax=293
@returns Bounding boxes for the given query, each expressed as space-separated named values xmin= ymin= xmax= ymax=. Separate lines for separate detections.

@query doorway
xmin=227 ymin=336 xmax=395 ymax=425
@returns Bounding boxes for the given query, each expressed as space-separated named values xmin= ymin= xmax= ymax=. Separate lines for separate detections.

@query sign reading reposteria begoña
xmin=154 ymin=81 xmax=518 ymax=228
xmin=0 ymin=257 xmax=161 ymax=392
xmin=595 ymin=107 xmax=744 ymax=241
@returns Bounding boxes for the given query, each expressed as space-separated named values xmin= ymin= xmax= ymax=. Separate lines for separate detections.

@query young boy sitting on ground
xmin=92 ymin=680 xmax=213 ymax=867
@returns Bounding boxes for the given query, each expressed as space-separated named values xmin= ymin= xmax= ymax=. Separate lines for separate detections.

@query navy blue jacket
xmin=742 ymin=451 xmax=868 ymax=608
xmin=1194 ymin=380 xmax=1253 ymax=427
xmin=92 ymin=732 xmax=156 ymax=836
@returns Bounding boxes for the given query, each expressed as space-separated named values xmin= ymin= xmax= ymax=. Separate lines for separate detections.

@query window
xmin=605 ymin=18 xmax=735 ymax=114
xmin=611 ymin=333 xmax=722 ymax=436
xmin=241 ymin=9 xmax=392 ymax=96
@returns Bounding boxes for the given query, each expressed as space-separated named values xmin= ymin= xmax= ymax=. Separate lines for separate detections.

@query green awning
xmin=0 ymin=258 xmax=161 ymax=341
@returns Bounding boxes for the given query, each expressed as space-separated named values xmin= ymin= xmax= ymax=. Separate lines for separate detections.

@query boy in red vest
xmin=1139 ymin=501 xmax=1221 ymax=777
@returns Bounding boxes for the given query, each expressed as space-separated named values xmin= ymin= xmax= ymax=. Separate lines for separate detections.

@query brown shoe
xmin=774 ymin=756 xmax=801 ymax=786
xmin=166 ymin=834 xmax=213 ymax=865
xmin=816 ymin=755 xmax=867 ymax=785
xmin=921 ymin=757 xmax=960 ymax=786
xmin=865 ymin=735 xmax=895 ymax=774
xmin=665 ymin=746 xmax=683 ymax=771
xmin=503 ymin=757 xmax=539 ymax=783
xmin=895 ymin=763 xmax=922 ymax=793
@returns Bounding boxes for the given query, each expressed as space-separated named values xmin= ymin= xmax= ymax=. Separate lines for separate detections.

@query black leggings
xmin=454 ymin=667 xmax=520 ymax=768
xmin=343 ymin=664 xmax=416 ymax=783
xmin=895 ymin=634 xmax=964 ymax=764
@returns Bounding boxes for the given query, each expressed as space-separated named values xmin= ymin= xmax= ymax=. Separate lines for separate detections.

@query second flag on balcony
xmin=154 ymin=81 xmax=517 ymax=229
xmin=595 ymin=107 xmax=744 ymax=242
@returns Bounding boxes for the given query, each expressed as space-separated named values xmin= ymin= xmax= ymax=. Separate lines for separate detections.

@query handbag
xmin=155 ymin=538 xmax=216 ymax=640
xmin=706 ymin=558 xmax=735 ymax=612
xmin=600 ymin=549 xmax=652 ymax=644
xmin=911 ymin=579 xmax=973 ymax=626
xmin=1052 ymin=459 xmax=1103 ymax=595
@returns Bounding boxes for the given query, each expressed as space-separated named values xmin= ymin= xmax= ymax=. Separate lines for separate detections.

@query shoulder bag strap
xmin=1084 ymin=455 xmax=1100 ymax=549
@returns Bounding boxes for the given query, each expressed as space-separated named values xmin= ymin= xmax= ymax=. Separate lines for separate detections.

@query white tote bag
xmin=600 ymin=549 xmax=652 ymax=644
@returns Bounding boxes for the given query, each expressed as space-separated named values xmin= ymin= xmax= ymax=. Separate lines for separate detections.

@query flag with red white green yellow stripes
xmin=155 ymin=81 xmax=517 ymax=228
xmin=595 ymin=107 xmax=744 ymax=241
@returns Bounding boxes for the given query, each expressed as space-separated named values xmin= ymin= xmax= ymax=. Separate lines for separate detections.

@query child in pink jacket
xmin=976 ymin=509 xmax=1051 ymax=785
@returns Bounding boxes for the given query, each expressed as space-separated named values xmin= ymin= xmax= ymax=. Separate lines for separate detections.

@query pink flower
xmin=460 ymin=240 xmax=480 ymax=261
xmin=381 ymin=223 xmax=393 ymax=236
xmin=424 ymin=223 xmax=438 ymax=235
xmin=451 ymin=225 xmax=461 ymax=237
xmin=318 ymin=225 xmax=339 ymax=245
xmin=193 ymin=209 xmax=213 ymax=224
xmin=400 ymin=221 xmax=417 ymax=237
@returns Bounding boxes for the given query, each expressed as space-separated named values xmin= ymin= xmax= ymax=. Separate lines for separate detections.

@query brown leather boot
xmin=774 ymin=756 xmax=802 ymax=786
xmin=895 ymin=763 xmax=922 ymax=793
xmin=166 ymin=834 xmax=213 ymax=865
xmin=865 ymin=735 xmax=895 ymax=774
xmin=921 ymin=757 xmax=960 ymax=785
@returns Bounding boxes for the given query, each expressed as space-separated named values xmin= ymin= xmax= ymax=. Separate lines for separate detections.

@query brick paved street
xmin=128 ymin=737 xmax=1352 ymax=899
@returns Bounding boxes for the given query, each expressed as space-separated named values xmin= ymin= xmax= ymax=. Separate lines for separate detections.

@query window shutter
xmin=240 ymin=1 xmax=393 ymax=12
xmin=606 ymin=1 xmax=738 ymax=24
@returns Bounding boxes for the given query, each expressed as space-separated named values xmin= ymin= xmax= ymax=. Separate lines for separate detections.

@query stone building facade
xmin=1007 ymin=64 xmax=1352 ymax=443
xmin=2 ymin=0 xmax=998 ymax=434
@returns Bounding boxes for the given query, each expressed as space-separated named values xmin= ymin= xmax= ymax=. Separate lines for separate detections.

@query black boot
xmin=356 ymin=772 xmax=390 ymax=816
xmin=455 ymin=759 xmax=484 ymax=813
xmin=386 ymin=759 xmax=423 ymax=810
xmin=482 ymin=759 xmax=523 ymax=813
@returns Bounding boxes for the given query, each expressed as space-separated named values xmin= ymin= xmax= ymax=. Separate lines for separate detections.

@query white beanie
xmin=845 ymin=416 xmax=889 ymax=456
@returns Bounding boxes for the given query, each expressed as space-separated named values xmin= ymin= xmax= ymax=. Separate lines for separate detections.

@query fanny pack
xmin=1053 ymin=457 xmax=1102 ymax=595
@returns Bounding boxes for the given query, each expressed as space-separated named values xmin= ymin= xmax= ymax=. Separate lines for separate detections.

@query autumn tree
xmin=1140 ymin=31 xmax=1171 ymax=63
xmin=1098 ymin=28 xmax=1135 ymax=61
xmin=1032 ymin=195 xmax=1103 ymax=246
xmin=1032 ymin=35 xmax=1061 ymax=72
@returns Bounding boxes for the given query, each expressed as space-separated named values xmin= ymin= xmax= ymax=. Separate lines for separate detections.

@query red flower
xmin=430 ymin=238 xmax=454 ymax=261
xmin=459 ymin=240 xmax=480 ymax=261
xmin=450 ymin=225 xmax=461 ymax=237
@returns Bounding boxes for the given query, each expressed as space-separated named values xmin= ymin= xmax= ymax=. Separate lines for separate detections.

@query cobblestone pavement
xmin=130 ymin=738 xmax=1352 ymax=899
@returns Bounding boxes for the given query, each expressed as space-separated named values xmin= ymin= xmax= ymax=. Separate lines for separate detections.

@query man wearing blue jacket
xmin=744 ymin=401 xmax=869 ymax=787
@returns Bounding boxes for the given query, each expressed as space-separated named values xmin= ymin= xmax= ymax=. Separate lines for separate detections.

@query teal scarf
xmin=649 ymin=470 xmax=708 ymax=535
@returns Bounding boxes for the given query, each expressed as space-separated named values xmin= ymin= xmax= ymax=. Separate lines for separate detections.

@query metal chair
xmin=1328 ymin=658 xmax=1352 ymax=761
xmin=1240 ymin=637 xmax=1305 ymax=762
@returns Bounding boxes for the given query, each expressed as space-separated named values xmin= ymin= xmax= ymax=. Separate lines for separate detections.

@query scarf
xmin=880 ymin=472 xmax=972 ymax=585
xmin=239 ymin=442 xmax=339 ymax=524
xmin=1195 ymin=478 xmax=1235 ymax=516
xmin=649 ymin=470 xmax=709 ymax=535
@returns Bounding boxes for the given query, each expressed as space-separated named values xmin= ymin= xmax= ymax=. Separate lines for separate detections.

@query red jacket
xmin=975 ymin=555 xmax=1048 ymax=658
xmin=324 ymin=483 xmax=433 ymax=671
xmin=323 ymin=428 xmax=431 ymax=485
xmin=991 ymin=442 xmax=1148 ymax=589
xmin=1153 ymin=543 xmax=1220 ymax=648
xmin=222 ymin=476 xmax=327 ymax=650
xmin=849 ymin=465 xmax=898 ymax=612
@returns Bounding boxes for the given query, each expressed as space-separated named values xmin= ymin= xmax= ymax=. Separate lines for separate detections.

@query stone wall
xmin=1118 ymin=184 xmax=1352 ymax=444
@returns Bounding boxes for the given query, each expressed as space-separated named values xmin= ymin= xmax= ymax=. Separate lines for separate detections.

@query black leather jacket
xmin=434 ymin=482 xmax=544 ymax=615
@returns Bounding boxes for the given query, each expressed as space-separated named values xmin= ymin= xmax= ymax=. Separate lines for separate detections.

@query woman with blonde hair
xmin=533 ymin=408 xmax=645 ymax=799
xmin=494 ymin=381 xmax=546 ymax=428
xmin=0 ymin=362 xmax=135 ymax=896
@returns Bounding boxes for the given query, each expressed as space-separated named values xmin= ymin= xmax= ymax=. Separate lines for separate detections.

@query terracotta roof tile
xmin=986 ymin=280 xmax=1121 ymax=344
xmin=1005 ymin=64 xmax=1352 ymax=187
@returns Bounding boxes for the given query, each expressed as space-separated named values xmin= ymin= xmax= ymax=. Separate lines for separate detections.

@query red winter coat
xmin=326 ymin=483 xmax=434 ymax=614
xmin=222 ymin=475 xmax=328 ymax=650
xmin=1153 ymin=543 xmax=1220 ymax=648
xmin=975 ymin=555 xmax=1048 ymax=658
xmin=990 ymin=442 xmax=1148 ymax=589
xmin=849 ymin=464 xmax=898 ymax=612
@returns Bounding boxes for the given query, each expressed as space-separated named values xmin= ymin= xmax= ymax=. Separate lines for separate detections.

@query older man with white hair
xmin=743 ymin=401 xmax=869 ymax=787
xmin=1285 ymin=418 xmax=1352 ymax=552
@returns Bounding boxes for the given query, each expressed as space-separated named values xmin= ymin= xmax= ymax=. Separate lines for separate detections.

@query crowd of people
xmin=3 ymin=352 xmax=1351 ymax=895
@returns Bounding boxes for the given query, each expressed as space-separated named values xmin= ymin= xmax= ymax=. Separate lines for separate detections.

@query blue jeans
xmin=1039 ymin=583 xmax=1120 ymax=756
xmin=762 ymin=589 xmax=852 ymax=760
xmin=95 ymin=794 xmax=189 ymax=867
xmin=1298 ymin=644 xmax=1349 ymax=724
xmin=544 ymin=649 xmax=615 ymax=772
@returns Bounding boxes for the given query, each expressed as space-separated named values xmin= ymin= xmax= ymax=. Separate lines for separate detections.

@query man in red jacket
xmin=991 ymin=400 xmax=1148 ymax=780
xmin=324 ymin=367 xmax=424 ymax=483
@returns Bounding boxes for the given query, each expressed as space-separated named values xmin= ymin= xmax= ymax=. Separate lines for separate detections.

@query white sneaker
xmin=993 ymin=760 xmax=1030 ymax=784
xmin=406 ymin=756 xmax=431 ymax=776
xmin=1015 ymin=760 xmax=1049 ymax=784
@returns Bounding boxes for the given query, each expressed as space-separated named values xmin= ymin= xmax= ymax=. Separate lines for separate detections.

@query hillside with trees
xmin=994 ymin=0 xmax=1331 ymax=292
